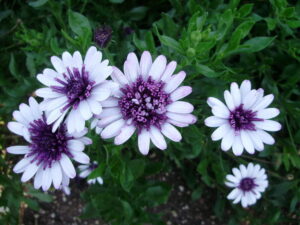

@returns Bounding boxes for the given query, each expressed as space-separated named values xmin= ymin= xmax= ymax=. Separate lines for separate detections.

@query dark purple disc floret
xmin=239 ymin=177 xmax=256 ymax=192
xmin=229 ymin=104 xmax=263 ymax=132
xmin=51 ymin=65 xmax=95 ymax=111
xmin=28 ymin=114 xmax=72 ymax=169
xmin=119 ymin=76 xmax=171 ymax=132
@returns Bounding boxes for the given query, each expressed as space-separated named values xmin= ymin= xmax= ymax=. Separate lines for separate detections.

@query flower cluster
xmin=7 ymin=45 xmax=281 ymax=209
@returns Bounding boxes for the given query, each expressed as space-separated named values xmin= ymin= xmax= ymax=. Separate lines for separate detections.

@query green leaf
xmin=159 ymin=35 xmax=183 ymax=53
xmin=109 ymin=0 xmax=124 ymax=3
xmin=127 ymin=6 xmax=148 ymax=21
xmin=144 ymin=184 xmax=171 ymax=206
xmin=195 ymin=64 xmax=219 ymax=78
xmin=9 ymin=54 xmax=19 ymax=79
xmin=68 ymin=10 xmax=91 ymax=37
xmin=241 ymin=36 xmax=276 ymax=53
xmin=237 ymin=3 xmax=253 ymax=17
xmin=128 ymin=159 xmax=145 ymax=179
xmin=28 ymin=0 xmax=48 ymax=7
xmin=119 ymin=165 xmax=134 ymax=192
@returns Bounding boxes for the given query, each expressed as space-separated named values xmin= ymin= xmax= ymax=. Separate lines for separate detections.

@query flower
xmin=205 ymin=80 xmax=281 ymax=156
xmin=97 ymin=51 xmax=196 ymax=155
xmin=78 ymin=162 xmax=103 ymax=185
xmin=60 ymin=185 xmax=71 ymax=195
xmin=94 ymin=26 xmax=112 ymax=48
xmin=7 ymin=97 xmax=92 ymax=191
xmin=35 ymin=46 xmax=113 ymax=133
xmin=225 ymin=163 xmax=268 ymax=208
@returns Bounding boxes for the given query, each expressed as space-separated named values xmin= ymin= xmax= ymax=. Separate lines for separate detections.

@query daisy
xmin=35 ymin=46 xmax=113 ymax=133
xmin=7 ymin=97 xmax=92 ymax=191
xmin=78 ymin=162 xmax=103 ymax=185
xmin=205 ymin=80 xmax=281 ymax=156
xmin=225 ymin=163 xmax=268 ymax=208
xmin=97 ymin=51 xmax=196 ymax=155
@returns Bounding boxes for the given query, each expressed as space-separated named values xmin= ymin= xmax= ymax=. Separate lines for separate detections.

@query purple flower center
xmin=27 ymin=115 xmax=72 ymax=169
xmin=51 ymin=66 xmax=95 ymax=111
xmin=229 ymin=104 xmax=263 ymax=131
xmin=119 ymin=76 xmax=171 ymax=131
xmin=239 ymin=177 xmax=256 ymax=192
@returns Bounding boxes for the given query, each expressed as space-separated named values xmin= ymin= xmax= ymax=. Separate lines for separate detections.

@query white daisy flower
xmin=205 ymin=80 xmax=281 ymax=156
xmin=7 ymin=97 xmax=92 ymax=191
xmin=225 ymin=163 xmax=268 ymax=208
xmin=78 ymin=161 xmax=103 ymax=185
xmin=35 ymin=46 xmax=113 ymax=133
xmin=97 ymin=51 xmax=196 ymax=155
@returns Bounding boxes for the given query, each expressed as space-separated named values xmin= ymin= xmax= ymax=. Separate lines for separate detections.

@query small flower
xmin=78 ymin=161 xmax=103 ymax=185
xmin=94 ymin=26 xmax=112 ymax=48
xmin=7 ymin=97 xmax=92 ymax=191
xmin=205 ymin=80 xmax=281 ymax=156
xmin=98 ymin=51 xmax=196 ymax=155
xmin=35 ymin=46 xmax=113 ymax=133
xmin=225 ymin=163 xmax=268 ymax=208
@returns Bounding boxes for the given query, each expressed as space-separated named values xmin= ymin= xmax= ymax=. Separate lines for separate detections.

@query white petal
xmin=230 ymin=82 xmax=241 ymax=107
xmin=168 ymin=119 xmax=189 ymax=128
xmin=85 ymin=48 xmax=102 ymax=71
xmin=79 ymin=169 xmax=91 ymax=178
xmin=212 ymin=105 xmax=230 ymax=119
xmin=13 ymin=110 xmax=28 ymax=125
xmin=126 ymin=52 xmax=140 ymax=81
xmin=161 ymin=61 xmax=177 ymax=82
xmin=101 ymin=119 xmax=125 ymax=139
xmin=241 ymin=195 xmax=249 ymax=208
xmin=221 ymin=129 xmax=235 ymax=151
xmin=51 ymin=56 xmax=65 ymax=73
xmin=150 ymin=127 xmax=167 ymax=150
xmin=224 ymin=90 xmax=235 ymax=111
xmin=256 ymin=129 xmax=275 ymax=145
xmin=114 ymin=125 xmax=136 ymax=145
xmin=204 ymin=116 xmax=226 ymax=127
xmin=101 ymin=97 xmax=119 ymax=107
xmin=60 ymin=154 xmax=76 ymax=178
xmin=37 ymin=74 xmax=56 ymax=86
xmin=227 ymin=188 xmax=240 ymax=200
xmin=207 ymin=97 xmax=226 ymax=108
xmin=34 ymin=167 xmax=44 ymax=189
xmin=73 ymin=51 xmax=83 ymax=69
xmin=91 ymin=86 xmax=111 ymax=102
xmin=7 ymin=146 xmax=30 ymax=155
xmin=252 ymin=94 xmax=274 ymax=111
xmin=211 ymin=124 xmax=230 ymax=141
xmin=46 ymin=97 xmax=68 ymax=112
xmin=240 ymin=80 xmax=251 ymax=99
xmin=140 ymin=51 xmax=152 ymax=79
xmin=29 ymin=97 xmax=42 ymax=119
xmin=256 ymin=108 xmax=280 ymax=119
xmin=68 ymin=140 xmax=84 ymax=152
xmin=138 ymin=129 xmax=150 ymax=155
xmin=87 ymin=98 xmax=102 ymax=115
xmin=111 ymin=66 xmax=129 ymax=86
xmin=74 ymin=110 xmax=85 ymax=132
xmin=97 ymin=177 xmax=104 ymax=184
xmin=161 ymin=123 xmax=182 ymax=142
xmin=251 ymin=88 xmax=264 ymax=109
xmin=148 ymin=55 xmax=167 ymax=81
xmin=124 ymin=60 xmax=138 ymax=82
xmin=51 ymin=162 xmax=62 ymax=189
xmin=84 ymin=46 xmax=97 ymax=64
xmin=72 ymin=151 xmax=90 ymax=164
xmin=164 ymin=71 xmax=186 ymax=93
xmin=77 ymin=137 xmax=92 ymax=145
xmin=98 ymin=107 xmax=122 ymax=118
xmin=79 ymin=100 xmax=92 ymax=120
xmin=240 ymin=130 xmax=255 ymax=154
xmin=47 ymin=107 xmax=63 ymax=125
xmin=51 ymin=110 xmax=67 ymax=132
xmin=170 ymin=86 xmax=192 ymax=101
xmin=232 ymin=192 xmax=242 ymax=204
xmin=91 ymin=62 xmax=113 ymax=84
xmin=42 ymin=168 xmax=52 ymax=191
xmin=167 ymin=101 xmax=194 ymax=114
xmin=248 ymin=131 xmax=264 ymax=151
xmin=19 ymin=103 xmax=34 ymax=123
xmin=232 ymin=167 xmax=242 ymax=180
xmin=97 ymin=114 xmax=122 ymax=127
xmin=21 ymin=163 xmax=39 ymax=182
xmin=62 ymin=51 xmax=73 ymax=68
xmin=239 ymin=164 xmax=247 ymax=177
xmin=232 ymin=135 xmax=244 ymax=156
xmin=7 ymin=122 xmax=24 ymax=136
xmin=13 ymin=158 xmax=30 ymax=173
xmin=242 ymin=90 xmax=258 ymax=109
xmin=254 ymin=120 xmax=281 ymax=132
xmin=166 ymin=112 xmax=197 ymax=124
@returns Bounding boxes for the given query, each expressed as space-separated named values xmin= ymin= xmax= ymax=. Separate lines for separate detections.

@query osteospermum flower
xmin=97 ymin=51 xmax=196 ymax=155
xmin=7 ymin=97 xmax=92 ymax=191
xmin=35 ymin=46 xmax=113 ymax=133
xmin=78 ymin=162 xmax=103 ymax=185
xmin=205 ymin=80 xmax=281 ymax=156
xmin=225 ymin=163 xmax=268 ymax=208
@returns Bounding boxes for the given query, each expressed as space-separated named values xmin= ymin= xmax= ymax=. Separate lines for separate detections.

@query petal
xmin=256 ymin=108 xmax=280 ymax=119
xmin=62 ymin=51 xmax=73 ymax=68
xmin=240 ymin=130 xmax=255 ymax=154
xmin=37 ymin=74 xmax=56 ymax=86
xmin=207 ymin=97 xmax=227 ymax=108
xmin=36 ymin=88 xmax=63 ymax=98
xmin=252 ymin=94 xmax=274 ymax=111
xmin=13 ymin=158 xmax=30 ymax=173
xmin=124 ymin=60 xmax=138 ymax=82
xmin=140 ymin=51 xmax=152 ymax=79
xmin=79 ymin=169 xmax=91 ymax=178
xmin=34 ymin=167 xmax=44 ymax=189
xmin=101 ymin=97 xmax=119 ymax=107
xmin=248 ymin=131 xmax=264 ymax=151
xmin=148 ymin=55 xmax=167 ymax=81
xmin=19 ymin=103 xmax=34 ymax=123
xmin=7 ymin=122 xmax=24 ymax=136
xmin=87 ymin=98 xmax=102 ymax=115
xmin=204 ymin=116 xmax=227 ymax=127
xmin=240 ymin=80 xmax=251 ymax=99
xmin=126 ymin=52 xmax=140 ymax=81
xmin=221 ymin=129 xmax=235 ymax=151
xmin=97 ymin=114 xmax=122 ymax=127
xmin=72 ymin=151 xmax=90 ymax=164
xmin=254 ymin=120 xmax=281 ymax=132
xmin=211 ymin=124 xmax=230 ymax=141
xmin=161 ymin=123 xmax=182 ymax=142
xmin=13 ymin=110 xmax=28 ymax=125
xmin=29 ymin=97 xmax=42 ymax=119
xmin=111 ymin=66 xmax=129 ymax=86
xmin=256 ymin=129 xmax=275 ymax=145
xmin=79 ymin=100 xmax=92 ymax=120
xmin=167 ymin=101 xmax=194 ymax=114
xmin=150 ymin=127 xmax=167 ymax=150
xmin=230 ymin=82 xmax=241 ymax=107
xmin=101 ymin=119 xmax=125 ymax=139
xmin=161 ymin=61 xmax=177 ymax=82
xmin=170 ymin=86 xmax=192 ymax=101
xmin=51 ymin=56 xmax=65 ymax=73
xmin=227 ymin=188 xmax=240 ymax=200
xmin=224 ymin=90 xmax=235 ymax=111
xmin=138 ymin=129 xmax=150 ymax=155
xmin=91 ymin=86 xmax=111 ymax=102
xmin=51 ymin=162 xmax=62 ymax=189
xmin=42 ymin=168 xmax=52 ymax=191
xmin=166 ymin=112 xmax=197 ymax=124
xmin=164 ymin=71 xmax=186 ymax=93
xmin=7 ymin=146 xmax=30 ymax=155
xmin=168 ymin=119 xmax=189 ymax=128
xmin=212 ymin=105 xmax=230 ymax=119
xmin=60 ymin=154 xmax=76 ymax=178
xmin=114 ymin=125 xmax=136 ymax=145
xmin=242 ymin=90 xmax=258 ymax=109
xmin=68 ymin=140 xmax=84 ymax=152
xmin=21 ymin=163 xmax=39 ymax=182
xmin=47 ymin=107 xmax=64 ymax=125
xmin=73 ymin=51 xmax=83 ymax=69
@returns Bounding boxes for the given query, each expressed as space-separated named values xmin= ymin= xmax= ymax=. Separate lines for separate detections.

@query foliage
xmin=0 ymin=0 xmax=300 ymax=224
